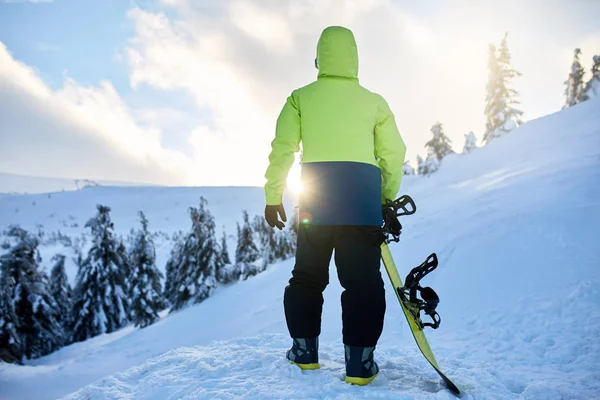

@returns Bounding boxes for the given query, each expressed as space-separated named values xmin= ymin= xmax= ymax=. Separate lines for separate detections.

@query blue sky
xmin=0 ymin=0 xmax=599 ymax=186
xmin=0 ymin=0 xmax=204 ymax=157
xmin=0 ymin=0 xmax=132 ymax=89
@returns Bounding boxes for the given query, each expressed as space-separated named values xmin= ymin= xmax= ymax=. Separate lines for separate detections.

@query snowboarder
xmin=264 ymin=26 xmax=406 ymax=385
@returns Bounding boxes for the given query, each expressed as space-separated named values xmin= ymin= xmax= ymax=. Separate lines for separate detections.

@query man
xmin=264 ymin=26 xmax=406 ymax=385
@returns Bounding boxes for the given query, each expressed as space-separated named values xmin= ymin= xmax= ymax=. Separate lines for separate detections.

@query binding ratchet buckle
xmin=398 ymin=253 xmax=442 ymax=330
xmin=382 ymin=195 xmax=417 ymax=243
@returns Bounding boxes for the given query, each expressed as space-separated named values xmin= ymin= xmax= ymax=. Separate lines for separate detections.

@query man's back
xmin=296 ymin=79 xmax=381 ymax=166
xmin=265 ymin=26 xmax=406 ymax=226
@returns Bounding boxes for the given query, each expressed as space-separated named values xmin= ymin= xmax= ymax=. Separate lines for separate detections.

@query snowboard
xmin=381 ymin=243 xmax=461 ymax=397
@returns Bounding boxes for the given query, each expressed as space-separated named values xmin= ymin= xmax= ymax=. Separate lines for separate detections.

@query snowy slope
xmin=1 ymin=99 xmax=600 ymax=400
xmin=0 ymin=185 xmax=297 ymax=285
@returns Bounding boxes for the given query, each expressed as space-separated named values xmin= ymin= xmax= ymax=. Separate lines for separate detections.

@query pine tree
xmin=71 ymin=205 xmax=129 ymax=343
xmin=219 ymin=229 xmax=231 ymax=265
xmin=235 ymin=211 xmax=260 ymax=280
xmin=583 ymin=55 xmax=600 ymax=100
xmin=416 ymin=155 xmax=426 ymax=176
xmin=215 ymin=229 xmax=238 ymax=284
xmin=252 ymin=215 xmax=278 ymax=267
xmin=117 ymin=241 xmax=132 ymax=309
xmin=0 ymin=289 xmax=21 ymax=363
xmin=424 ymin=153 xmax=440 ymax=176
xmin=249 ymin=214 xmax=296 ymax=271
xmin=0 ymin=234 xmax=22 ymax=364
xmin=0 ymin=226 xmax=63 ymax=361
xmin=425 ymin=122 xmax=453 ymax=161
xmin=483 ymin=34 xmax=523 ymax=145
xmin=128 ymin=212 xmax=165 ymax=328
xmin=49 ymin=254 xmax=72 ymax=340
xmin=463 ymin=131 xmax=477 ymax=154
xmin=403 ymin=161 xmax=416 ymax=176
xmin=166 ymin=198 xmax=219 ymax=312
xmin=564 ymin=48 xmax=586 ymax=107
xmin=290 ymin=207 xmax=300 ymax=236
xmin=275 ymin=227 xmax=297 ymax=261
xmin=164 ymin=230 xmax=184 ymax=306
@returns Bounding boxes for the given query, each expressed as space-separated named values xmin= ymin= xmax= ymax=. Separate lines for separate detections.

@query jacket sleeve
xmin=374 ymin=96 xmax=406 ymax=202
xmin=264 ymin=92 xmax=301 ymax=205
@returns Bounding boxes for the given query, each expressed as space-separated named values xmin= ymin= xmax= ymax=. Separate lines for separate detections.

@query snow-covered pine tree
xmin=251 ymin=214 xmax=297 ymax=268
xmin=219 ymin=229 xmax=231 ymax=265
xmin=252 ymin=215 xmax=277 ymax=268
xmin=164 ymin=230 xmax=184 ymax=306
xmin=0 ymin=233 xmax=22 ymax=364
xmin=483 ymin=34 xmax=523 ymax=145
xmin=117 ymin=241 xmax=132 ymax=314
xmin=275 ymin=227 xmax=296 ymax=261
xmin=290 ymin=207 xmax=300 ymax=236
xmin=416 ymin=155 xmax=426 ymax=176
xmin=0 ymin=226 xmax=63 ymax=361
xmin=215 ymin=229 xmax=238 ymax=284
xmin=424 ymin=152 xmax=440 ymax=176
xmin=564 ymin=48 xmax=586 ymax=107
xmin=583 ymin=55 xmax=600 ymax=100
xmin=49 ymin=254 xmax=72 ymax=340
xmin=463 ymin=131 xmax=477 ymax=154
xmin=403 ymin=161 xmax=416 ymax=176
xmin=167 ymin=198 xmax=219 ymax=312
xmin=71 ymin=205 xmax=129 ymax=343
xmin=235 ymin=211 xmax=260 ymax=280
xmin=129 ymin=211 xmax=165 ymax=328
xmin=0 ymin=286 xmax=21 ymax=363
xmin=425 ymin=122 xmax=454 ymax=161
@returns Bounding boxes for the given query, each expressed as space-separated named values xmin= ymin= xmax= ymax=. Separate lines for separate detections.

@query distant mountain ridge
xmin=0 ymin=172 xmax=161 ymax=194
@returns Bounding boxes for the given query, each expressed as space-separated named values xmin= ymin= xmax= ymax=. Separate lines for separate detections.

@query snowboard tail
xmin=381 ymin=243 xmax=460 ymax=397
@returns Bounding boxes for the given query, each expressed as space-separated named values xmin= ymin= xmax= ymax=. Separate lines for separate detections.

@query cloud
xmin=125 ymin=0 xmax=462 ymax=175
xmin=228 ymin=1 xmax=294 ymax=53
xmin=0 ymin=42 xmax=193 ymax=185
xmin=128 ymin=0 xmax=600 ymax=170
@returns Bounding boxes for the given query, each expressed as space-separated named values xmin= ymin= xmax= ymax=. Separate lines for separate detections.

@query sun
xmin=287 ymin=174 xmax=303 ymax=194
xmin=287 ymin=162 xmax=303 ymax=194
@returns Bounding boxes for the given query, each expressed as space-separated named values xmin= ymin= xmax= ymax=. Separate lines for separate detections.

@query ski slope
xmin=1 ymin=99 xmax=600 ymax=399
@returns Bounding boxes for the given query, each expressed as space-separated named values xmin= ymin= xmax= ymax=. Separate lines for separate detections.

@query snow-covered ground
xmin=1 ymin=99 xmax=599 ymax=399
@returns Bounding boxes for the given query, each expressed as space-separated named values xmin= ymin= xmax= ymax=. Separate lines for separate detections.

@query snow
xmin=1 ymin=99 xmax=600 ymax=399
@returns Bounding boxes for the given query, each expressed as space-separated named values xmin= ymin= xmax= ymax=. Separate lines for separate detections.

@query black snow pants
xmin=283 ymin=224 xmax=386 ymax=347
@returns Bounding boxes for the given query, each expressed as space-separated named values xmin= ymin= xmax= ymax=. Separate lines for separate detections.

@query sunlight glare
xmin=287 ymin=160 xmax=303 ymax=194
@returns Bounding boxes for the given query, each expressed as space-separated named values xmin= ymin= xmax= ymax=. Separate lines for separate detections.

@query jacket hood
xmin=316 ymin=26 xmax=358 ymax=79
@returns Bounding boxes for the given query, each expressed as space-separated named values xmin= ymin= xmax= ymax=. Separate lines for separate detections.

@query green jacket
xmin=265 ymin=26 xmax=406 ymax=225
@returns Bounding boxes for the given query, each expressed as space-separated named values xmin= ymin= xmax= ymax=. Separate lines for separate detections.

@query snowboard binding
xmin=398 ymin=253 xmax=442 ymax=329
xmin=382 ymin=195 xmax=417 ymax=243
xmin=383 ymin=195 xmax=442 ymax=330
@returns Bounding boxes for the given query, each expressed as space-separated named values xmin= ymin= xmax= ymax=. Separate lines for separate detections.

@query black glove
xmin=382 ymin=205 xmax=402 ymax=237
xmin=265 ymin=204 xmax=287 ymax=230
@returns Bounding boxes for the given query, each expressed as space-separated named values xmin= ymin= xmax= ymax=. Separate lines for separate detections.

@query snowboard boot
xmin=344 ymin=345 xmax=379 ymax=385
xmin=286 ymin=338 xmax=320 ymax=370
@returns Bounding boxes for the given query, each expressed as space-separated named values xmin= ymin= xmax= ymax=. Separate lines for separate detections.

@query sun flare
xmin=287 ymin=162 xmax=303 ymax=194
xmin=287 ymin=176 xmax=303 ymax=194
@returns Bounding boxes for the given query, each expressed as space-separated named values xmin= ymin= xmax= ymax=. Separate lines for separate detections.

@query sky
xmin=0 ymin=0 xmax=599 ymax=188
